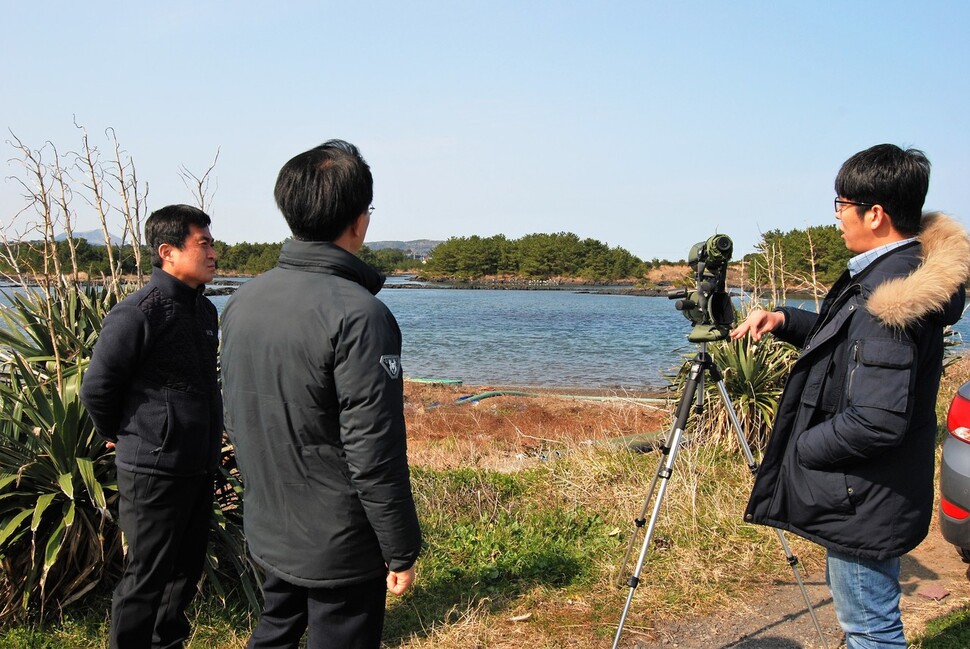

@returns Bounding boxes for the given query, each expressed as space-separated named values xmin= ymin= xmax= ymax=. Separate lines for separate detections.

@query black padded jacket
xmin=80 ymin=267 xmax=222 ymax=476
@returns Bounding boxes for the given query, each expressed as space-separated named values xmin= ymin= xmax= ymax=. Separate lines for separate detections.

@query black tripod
xmin=612 ymin=343 xmax=829 ymax=649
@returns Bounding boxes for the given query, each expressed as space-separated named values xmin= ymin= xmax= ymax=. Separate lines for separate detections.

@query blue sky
xmin=2 ymin=1 xmax=968 ymax=260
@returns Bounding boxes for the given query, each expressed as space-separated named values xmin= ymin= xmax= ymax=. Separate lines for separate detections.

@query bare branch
xmin=74 ymin=121 xmax=120 ymax=298
xmin=179 ymin=148 xmax=220 ymax=212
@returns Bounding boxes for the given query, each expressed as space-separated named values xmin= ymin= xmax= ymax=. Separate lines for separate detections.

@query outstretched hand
xmin=730 ymin=309 xmax=784 ymax=342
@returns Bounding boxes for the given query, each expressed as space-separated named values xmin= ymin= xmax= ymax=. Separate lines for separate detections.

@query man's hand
xmin=106 ymin=441 xmax=116 ymax=450
xmin=730 ymin=309 xmax=785 ymax=342
xmin=387 ymin=567 xmax=415 ymax=595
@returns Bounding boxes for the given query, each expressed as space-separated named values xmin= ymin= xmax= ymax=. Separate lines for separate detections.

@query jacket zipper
xmin=846 ymin=342 xmax=860 ymax=403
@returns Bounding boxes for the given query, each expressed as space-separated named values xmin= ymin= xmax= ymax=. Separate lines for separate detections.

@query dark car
xmin=942 ymin=381 xmax=970 ymax=561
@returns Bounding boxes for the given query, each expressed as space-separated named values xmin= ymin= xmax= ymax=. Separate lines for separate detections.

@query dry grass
xmin=643 ymin=263 xmax=692 ymax=286
xmin=403 ymin=382 xmax=672 ymax=470
xmin=642 ymin=263 xmax=746 ymax=288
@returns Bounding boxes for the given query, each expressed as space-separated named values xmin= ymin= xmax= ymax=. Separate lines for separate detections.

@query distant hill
xmin=55 ymin=230 xmax=125 ymax=246
xmin=366 ymin=239 xmax=442 ymax=257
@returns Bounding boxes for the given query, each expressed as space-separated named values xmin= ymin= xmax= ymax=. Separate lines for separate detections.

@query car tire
xmin=959 ymin=546 xmax=970 ymax=564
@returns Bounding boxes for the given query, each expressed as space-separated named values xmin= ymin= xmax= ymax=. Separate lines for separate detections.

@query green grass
xmin=0 ymin=446 xmax=783 ymax=647
xmin=912 ymin=606 xmax=970 ymax=648
xmin=385 ymin=466 xmax=613 ymax=642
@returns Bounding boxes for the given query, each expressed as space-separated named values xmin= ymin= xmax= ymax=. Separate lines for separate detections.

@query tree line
xmin=0 ymin=240 xmax=423 ymax=278
xmin=423 ymin=232 xmax=648 ymax=280
xmin=2 ymin=224 xmax=857 ymax=286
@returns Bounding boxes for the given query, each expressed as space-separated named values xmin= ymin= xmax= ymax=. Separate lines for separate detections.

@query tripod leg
xmin=615 ymin=426 xmax=675 ymax=587
xmin=613 ymin=362 xmax=701 ymax=649
xmin=714 ymin=380 xmax=830 ymax=649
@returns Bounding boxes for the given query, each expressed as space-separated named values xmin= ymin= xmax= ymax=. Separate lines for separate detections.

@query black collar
xmin=277 ymin=239 xmax=386 ymax=295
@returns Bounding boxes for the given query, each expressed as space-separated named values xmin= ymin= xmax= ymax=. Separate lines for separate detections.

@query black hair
xmin=145 ymin=204 xmax=212 ymax=267
xmin=834 ymin=144 xmax=930 ymax=236
xmin=273 ymin=139 xmax=373 ymax=241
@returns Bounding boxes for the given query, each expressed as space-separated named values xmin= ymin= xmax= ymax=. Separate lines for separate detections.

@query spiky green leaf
xmin=30 ymin=493 xmax=58 ymax=533
xmin=75 ymin=457 xmax=107 ymax=511
xmin=56 ymin=473 xmax=75 ymax=500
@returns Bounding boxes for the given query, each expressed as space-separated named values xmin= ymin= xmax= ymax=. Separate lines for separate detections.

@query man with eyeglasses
xmin=731 ymin=144 xmax=970 ymax=648
xmin=81 ymin=205 xmax=222 ymax=649
xmin=221 ymin=140 xmax=421 ymax=649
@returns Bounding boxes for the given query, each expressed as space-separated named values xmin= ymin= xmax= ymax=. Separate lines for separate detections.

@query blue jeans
xmin=825 ymin=549 xmax=906 ymax=649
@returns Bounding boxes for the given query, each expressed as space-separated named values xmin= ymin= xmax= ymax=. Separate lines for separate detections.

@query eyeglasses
xmin=367 ymin=205 xmax=375 ymax=216
xmin=834 ymin=198 xmax=874 ymax=213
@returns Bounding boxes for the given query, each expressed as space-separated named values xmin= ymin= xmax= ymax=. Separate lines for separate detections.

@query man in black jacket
xmin=732 ymin=144 xmax=970 ymax=648
xmin=221 ymin=140 xmax=422 ymax=649
xmin=80 ymin=204 xmax=222 ymax=649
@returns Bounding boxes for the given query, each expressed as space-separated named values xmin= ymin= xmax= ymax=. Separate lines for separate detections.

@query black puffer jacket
xmin=80 ymin=267 xmax=223 ymax=476
xmin=745 ymin=213 xmax=970 ymax=559
xmin=220 ymin=240 xmax=421 ymax=587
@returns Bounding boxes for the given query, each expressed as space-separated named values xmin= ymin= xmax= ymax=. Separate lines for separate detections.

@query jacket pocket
xmin=116 ymin=393 xmax=167 ymax=470
xmin=785 ymin=450 xmax=854 ymax=527
xmin=155 ymin=388 xmax=212 ymax=473
xmin=846 ymin=338 xmax=914 ymax=413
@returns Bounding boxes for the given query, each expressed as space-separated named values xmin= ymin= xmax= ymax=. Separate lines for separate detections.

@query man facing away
xmin=220 ymin=140 xmax=422 ymax=649
xmin=732 ymin=144 xmax=970 ymax=648
xmin=80 ymin=205 xmax=222 ymax=649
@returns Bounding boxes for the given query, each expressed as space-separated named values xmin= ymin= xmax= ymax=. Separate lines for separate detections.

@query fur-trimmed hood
xmin=866 ymin=212 xmax=970 ymax=329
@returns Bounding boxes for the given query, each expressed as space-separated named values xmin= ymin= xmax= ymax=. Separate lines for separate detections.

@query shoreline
xmin=404 ymin=378 xmax=674 ymax=400
xmin=383 ymin=281 xmax=675 ymax=296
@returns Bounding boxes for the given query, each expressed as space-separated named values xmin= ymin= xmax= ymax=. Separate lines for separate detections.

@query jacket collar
xmin=864 ymin=212 xmax=970 ymax=329
xmin=277 ymin=239 xmax=386 ymax=295
xmin=150 ymin=266 xmax=205 ymax=304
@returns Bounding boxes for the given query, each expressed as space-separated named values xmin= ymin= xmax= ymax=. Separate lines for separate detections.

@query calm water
xmin=4 ymin=280 xmax=968 ymax=390
xmin=206 ymin=279 xmax=969 ymax=390
xmin=207 ymin=285 xmax=680 ymax=389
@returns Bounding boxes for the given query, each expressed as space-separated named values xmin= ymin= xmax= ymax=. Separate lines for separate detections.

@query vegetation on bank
xmin=743 ymin=225 xmax=854 ymax=294
xmin=422 ymin=232 xmax=648 ymax=281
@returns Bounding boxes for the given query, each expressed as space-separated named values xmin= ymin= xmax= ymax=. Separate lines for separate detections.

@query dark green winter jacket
xmin=221 ymin=240 xmax=421 ymax=587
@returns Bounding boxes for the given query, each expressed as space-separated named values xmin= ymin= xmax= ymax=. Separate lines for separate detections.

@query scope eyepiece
xmin=704 ymin=234 xmax=733 ymax=266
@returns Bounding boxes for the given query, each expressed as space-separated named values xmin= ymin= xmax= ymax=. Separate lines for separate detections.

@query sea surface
xmin=4 ymin=278 xmax=969 ymax=390
xmin=205 ymin=277 xmax=970 ymax=390
xmin=207 ymin=279 xmax=681 ymax=389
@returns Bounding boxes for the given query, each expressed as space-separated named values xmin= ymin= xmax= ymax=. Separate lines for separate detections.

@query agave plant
xmin=0 ymin=353 xmax=120 ymax=622
xmin=671 ymin=307 xmax=797 ymax=453
xmin=0 ymin=283 xmax=119 ymax=364
xmin=0 ymin=284 xmax=121 ymax=621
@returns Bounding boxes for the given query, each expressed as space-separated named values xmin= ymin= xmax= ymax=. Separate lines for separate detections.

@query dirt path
xmin=623 ymin=521 xmax=970 ymax=648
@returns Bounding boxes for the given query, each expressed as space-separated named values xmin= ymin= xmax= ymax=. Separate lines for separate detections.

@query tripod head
xmin=667 ymin=234 xmax=735 ymax=343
